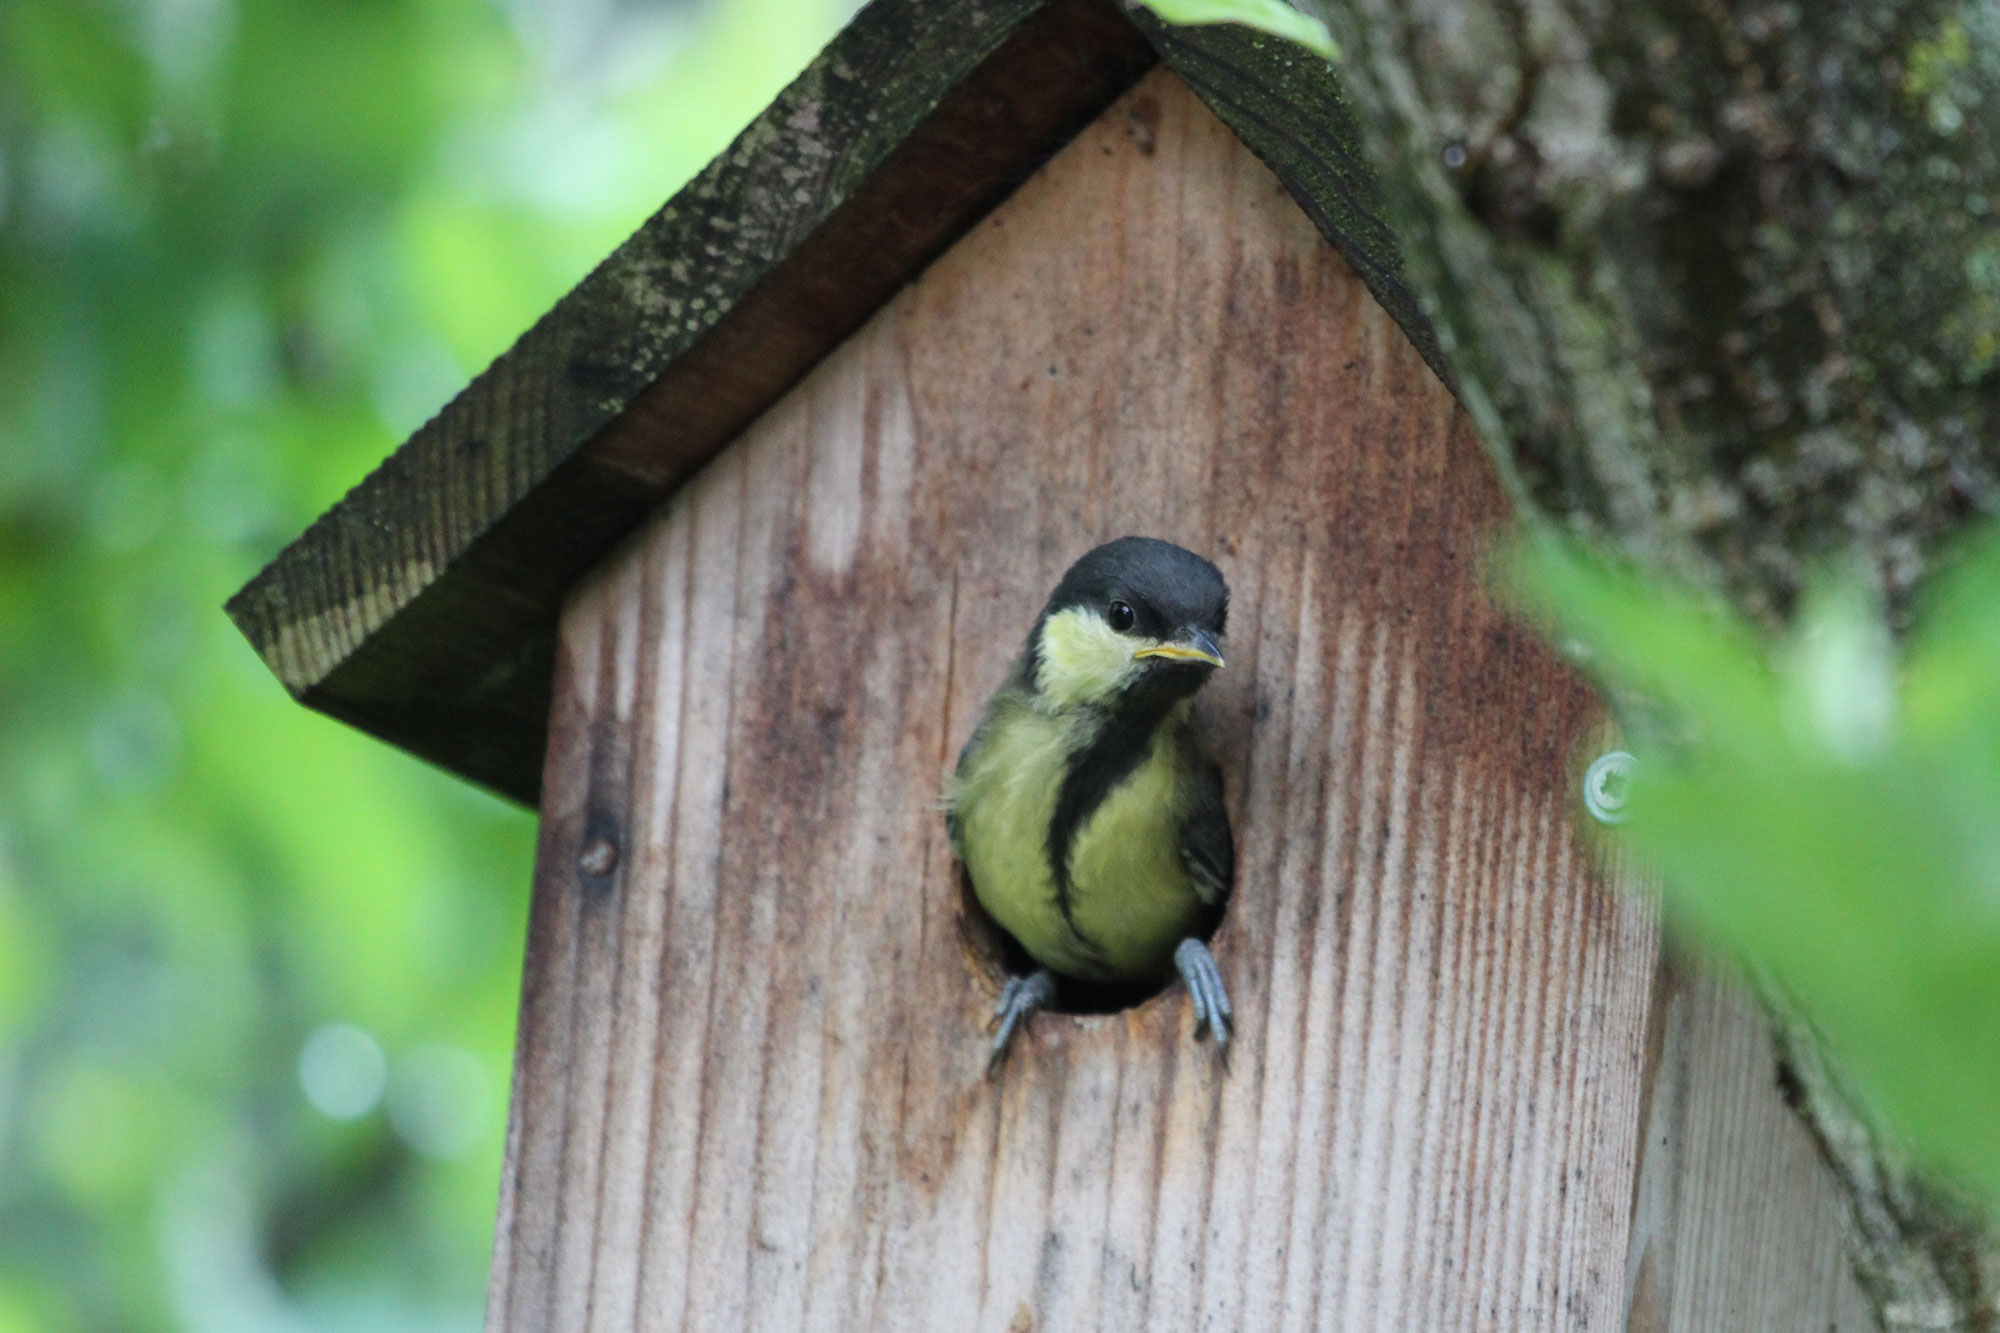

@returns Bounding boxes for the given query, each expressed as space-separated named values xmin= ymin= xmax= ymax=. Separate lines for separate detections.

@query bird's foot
xmin=1174 ymin=937 xmax=1232 ymax=1066
xmin=988 ymin=969 xmax=1057 ymax=1076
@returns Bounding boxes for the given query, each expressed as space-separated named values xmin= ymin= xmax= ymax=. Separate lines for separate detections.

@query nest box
xmin=231 ymin=2 xmax=1877 ymax=1328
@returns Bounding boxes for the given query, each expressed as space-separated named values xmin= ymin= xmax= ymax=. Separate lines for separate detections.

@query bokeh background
xmin=0 ymin=1 xmax=857 ymax=1327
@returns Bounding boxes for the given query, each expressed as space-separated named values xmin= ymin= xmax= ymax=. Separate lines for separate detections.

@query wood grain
xmin=1133 ymin=13 xmax=1447 ymax=391
xmin=1622 ymin=953 xmax=1875 ymax=1332
xmin=223 ymin=0 xmax=1443 ymax=808
xmin=224 ymin=0 xmax=1160 ymax=803
xmin=490 ymin=72 xmax=1672 ymax=1331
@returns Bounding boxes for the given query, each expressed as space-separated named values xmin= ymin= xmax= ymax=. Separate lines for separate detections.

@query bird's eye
xmin=1107 ymin=600 xmax=1135 ymax=632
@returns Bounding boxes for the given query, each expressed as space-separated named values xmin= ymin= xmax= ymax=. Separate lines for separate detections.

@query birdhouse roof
xmin=225 ymin=0 xmax=1443 ymax=804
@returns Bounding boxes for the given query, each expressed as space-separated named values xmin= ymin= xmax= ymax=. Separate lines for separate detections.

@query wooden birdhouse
xmin=230 ymin=1 xmax=1878 ymax=1327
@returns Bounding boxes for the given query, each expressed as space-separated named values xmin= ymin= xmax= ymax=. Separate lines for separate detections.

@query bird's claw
xmin=988 ymin=969 xmax=1057 ymax=1076
xmin=1174 ymin=937 xmax=1233 ymax=1067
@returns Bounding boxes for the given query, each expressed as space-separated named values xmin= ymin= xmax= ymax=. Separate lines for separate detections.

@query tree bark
xmin=1299 ymin=0 xmax=2000 ymax=1325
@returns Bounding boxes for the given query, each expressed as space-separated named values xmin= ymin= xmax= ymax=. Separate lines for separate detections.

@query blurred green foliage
xmin=1138 ymin=0 xmax=1338 ymax=58
xmin=0 ymin=0 xmax=855 ymax=1327
xmin=1510 ymin=528 xmax=2000 ymax=1204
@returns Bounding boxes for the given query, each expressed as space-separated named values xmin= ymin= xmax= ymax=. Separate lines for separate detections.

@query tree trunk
xmin=1298 ymin=0 xmax=2000 ymax=1325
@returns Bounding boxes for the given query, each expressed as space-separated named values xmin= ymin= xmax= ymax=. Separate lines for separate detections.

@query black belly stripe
xmin=1045 ymin=702 xmax=1175 ymax=956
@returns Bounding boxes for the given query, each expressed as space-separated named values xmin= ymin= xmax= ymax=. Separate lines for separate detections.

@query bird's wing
xmin=945 ymin=700 xmax=998 ymax=862
xmin=945 ymin=667 xmax=1038 ymax=862
xmin=1178 ymin=755 xmax=1234 ymax=909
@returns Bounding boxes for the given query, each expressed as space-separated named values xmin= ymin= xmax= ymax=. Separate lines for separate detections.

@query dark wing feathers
xmin=1178 ymin=754 xmax=1234 ymax=911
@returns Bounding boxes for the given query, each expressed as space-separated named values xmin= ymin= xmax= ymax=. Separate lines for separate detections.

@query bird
xmin=947 ymin=536 xmax=1235 ymax=1072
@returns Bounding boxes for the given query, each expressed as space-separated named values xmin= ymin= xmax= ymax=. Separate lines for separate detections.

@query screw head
xmin=578 ymin=837 xmax=619 ymax=877
xmin=1583 ymin=751 xmax=1636 ymax=825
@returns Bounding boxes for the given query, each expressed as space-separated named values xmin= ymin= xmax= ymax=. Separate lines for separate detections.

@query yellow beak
xmin=1133 ymin=629 xmax=1224 ymax=669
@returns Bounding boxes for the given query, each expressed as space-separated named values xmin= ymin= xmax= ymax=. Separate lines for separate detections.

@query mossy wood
xmin=223 ymin=0 xmax=1440 ymax=806
xmin=490 ymin=74 xmax=1869 ymax=1332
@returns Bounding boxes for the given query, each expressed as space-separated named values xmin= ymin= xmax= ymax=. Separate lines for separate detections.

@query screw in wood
xmin=1582 ymin=751 xmax=1635 ymax=825
xmin=578 ymin=837 xmax=619 ymax=877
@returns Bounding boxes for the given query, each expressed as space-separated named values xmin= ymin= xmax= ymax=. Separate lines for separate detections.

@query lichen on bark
xmin=1311 ymin=0 xmax=2000 ymax=628
xmin=1295 ymin=0 xmax=2000 ymax=1324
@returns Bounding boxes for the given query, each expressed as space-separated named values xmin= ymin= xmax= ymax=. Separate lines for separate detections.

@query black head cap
xmin=1042 ymin=536 xmax=1229 ymax=640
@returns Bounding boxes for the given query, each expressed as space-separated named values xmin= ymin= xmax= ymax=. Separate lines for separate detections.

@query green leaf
xmin=1502 ymin=523 xmax=2000 ymax=1204
xmin=1138 ymin=0 xmax=1340 ymax=60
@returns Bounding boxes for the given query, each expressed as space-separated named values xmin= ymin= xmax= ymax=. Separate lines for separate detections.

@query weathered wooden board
xmin=1623 ymin=953 xmax=1875 ymax=1332
xmin=223 ymin=0 xmax=1447 ymax=810
xmin=225 ymin=0 xmax=1161 ymax=803
xmin=488 ymin=72 xmax=1845 ymax=1331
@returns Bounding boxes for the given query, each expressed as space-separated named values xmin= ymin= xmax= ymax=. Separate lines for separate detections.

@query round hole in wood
xmin=954 ymin=862 xmax=1225 ymax=1017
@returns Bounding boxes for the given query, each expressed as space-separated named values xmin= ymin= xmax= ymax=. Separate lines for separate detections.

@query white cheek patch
xmin=1036 ymin=607 xmax=1154 ymax=709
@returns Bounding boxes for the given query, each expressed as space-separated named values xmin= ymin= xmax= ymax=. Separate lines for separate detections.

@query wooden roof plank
xmin=227 ymin=0 xmax=1159 ymax=801
xmin=227 ymin=0 xmax=1440 ymax=805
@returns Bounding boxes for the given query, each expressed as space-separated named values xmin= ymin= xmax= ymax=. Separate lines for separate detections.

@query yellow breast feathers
xmin=952 ymin=694 xmax=1205 ymax=983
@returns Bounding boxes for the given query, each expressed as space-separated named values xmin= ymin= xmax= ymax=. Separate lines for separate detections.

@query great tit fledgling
xmin=948 ymin=536 xmax=1235 ymax=1071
